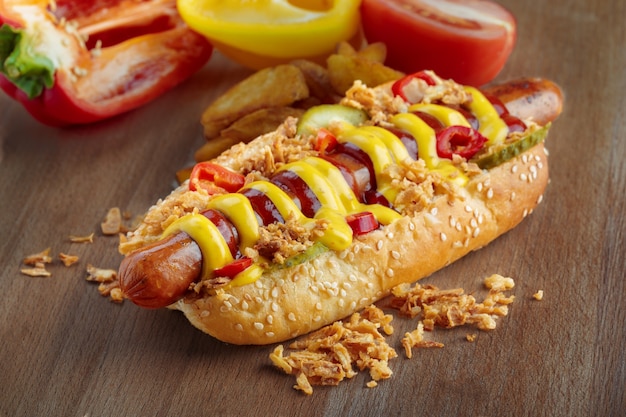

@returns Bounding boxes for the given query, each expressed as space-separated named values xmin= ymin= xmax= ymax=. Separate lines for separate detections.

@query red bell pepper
xmin=0 ymin=0 xmax=213 ymax=126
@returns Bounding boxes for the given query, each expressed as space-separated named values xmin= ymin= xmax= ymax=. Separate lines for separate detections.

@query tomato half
xmin=360 ymin=0 xmax=517 ymax=86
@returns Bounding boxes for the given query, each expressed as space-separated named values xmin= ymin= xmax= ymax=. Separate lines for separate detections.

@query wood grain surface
xmin=1 ymin=1 xmax=624 ymax=416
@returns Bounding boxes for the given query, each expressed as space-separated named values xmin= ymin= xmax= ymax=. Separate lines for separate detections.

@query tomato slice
xmin=346 ymin=212 xmax=380 ymax=235
xmin=188 ymin=162 xmax=245 ymax=194
xmin=360 ymin=0 xmax=517 ymax=86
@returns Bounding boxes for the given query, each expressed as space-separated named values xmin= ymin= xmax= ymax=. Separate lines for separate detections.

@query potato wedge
xmin=221 ymin=107 xmax=305 ymax=143
xmin=327 ymin=52 xmax=404 ymax=94
xmin=290 ymin=59 xmax=340 ymax=104
xmin=201 ymin=64 xmax=310 ymax=139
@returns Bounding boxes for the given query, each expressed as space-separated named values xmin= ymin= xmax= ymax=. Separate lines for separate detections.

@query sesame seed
xmin=343 ymin=282 xmax=352 ymax=290
xmin=538 ymin=162 xmax=544 ymax=169
xmin=347 ymin=252 xmax=355 ymax=262
xmin=510 ymin=191 xmax=516 ymax=201
xmin=391 ymin=250 xmax=401 ymax=259
xmin=537 ymin=195 xmax=544 ymax=204
xmin=408 ymin=221 xmax=415 ymax=231
xmin=338 ymin=299 xmax=345 ymax=307
xmin=241 ymin=301 xmax=249 ymax=310
xmin=350 ymin=301 xmax=357 ymax=309
xmin=456 ymin=223 xmax=462 ymax=232
xmin=255 ymin=296 xmax=263 ymax=304
xmin=453 ymin=241 xmax=463 ymax=248
xmin=315 ymin=302 xmax=322 ymax=310
xmin=487 ymin=188 xmax=494 ymax=199
xmin=349 ymin=274 xmax=357 ymax=282
xmin=520 ymin=173 xmax=528 ymax=181
xmin=440 ymin=232 xmax=447 ymax=242
xmin=200 ymin=310 xmax=210 ymax=318
xmin=288 ymin=313 xmax=297 ymax=322
xmin=430 ymin=207 xmax=438 ymax=216
xmin=311 ymin=285 xmax=319 ymax=293
xmin=450 ymin=217 xmax=456 ymax=228
xmin=376 ymin=240 xmax=384 ymax=250
xmin=534 ymin=155 xmax=542 ymax=162
xmin=522 ymin=154 xmax=529 ymax=164
xmin=266 ymin=332 xmax=275 ymax=338
xmin=267 ymin=315 xmax=274 ymax=324
xmin=360 ymin=297 xmax=369 ymax=305
xmin=313 ymin=316 xmax=322 ymax=322
xmin=387 ymin=232 xmax=394 ymax=239
xmin=235 ymin=323 xmax=244 ymax=332
xmin=271 ymin=287 xmax=279 ymax=298
xmin=255 ymin=280 xmax=263 ymax=289
xmin=386 ymin=268 xmax=394 ymax=277
xmin=271 ymin=302 xmax=279 ymax=312
xmin=367 ymin=282 xmax=374 ymax=289
xmin=512 ymin=165 xmax=518 ymax=173
xmin=470 ymin=218 xmax=478 ymax=228
xmin=313 ymin=258 xmax=321 ymax=269
xmin=254 ymin=322 xmax=264 ymax=330
xmin=478 ymin=214 xmax=484 ymax=224
xmin=477 ymin=182 xmax=484 ymax=192
xmin=338 ymin=250 xmax=347 ymax=259
xmin=523 ymin=209 xmax=529 ymax=217
xmin=367 ymin=267 xmax=375 ymax=276
xmin=465 ymin=205 xmax=473 ymax=213
xmin=340 ymin=289 xmax=347 ymax=297
xmin=472 ymin=227 xmax=480 ymax=238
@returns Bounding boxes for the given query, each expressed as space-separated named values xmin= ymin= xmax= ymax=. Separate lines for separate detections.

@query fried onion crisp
xmin=270 ymin=306 xmax=397 ymax=394
xmin=101 ymin=207 xmax=124 ymax=235
xmin=59 ymin=252 xmax=79 ymax=267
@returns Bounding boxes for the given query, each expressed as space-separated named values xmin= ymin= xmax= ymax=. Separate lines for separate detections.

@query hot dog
xmin=118 ymin=71 xmax=563 ymax=345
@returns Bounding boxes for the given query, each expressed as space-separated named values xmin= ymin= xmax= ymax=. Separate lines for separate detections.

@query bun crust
xmin=172 ymin=143 xmax=549 ymax=344
xmin=120 ymin=75 xmax=560 ymax=345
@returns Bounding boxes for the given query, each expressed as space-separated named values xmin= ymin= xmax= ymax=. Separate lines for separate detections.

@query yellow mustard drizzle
xmin=207 ymin=193 xmax=259 ymax=250
xmin=390 ymin=112 xmax=469 ymax=187
xmin=464 ymin=86 xmax=508 ymax=145
xmin=243 ymin=180 xmax=353 ymax=251
xmin=162 ymin=213 xmax=233 ymax=280
xmin=409 ymin=104 xmax=472 ymax=128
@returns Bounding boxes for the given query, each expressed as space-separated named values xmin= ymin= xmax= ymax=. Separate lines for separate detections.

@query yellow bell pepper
xmin=177 ymin=0 xmax=362 ymax=69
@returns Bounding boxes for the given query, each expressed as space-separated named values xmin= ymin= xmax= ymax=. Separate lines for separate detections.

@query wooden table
xmin=1 ymin=1 xmax=623 ymax=416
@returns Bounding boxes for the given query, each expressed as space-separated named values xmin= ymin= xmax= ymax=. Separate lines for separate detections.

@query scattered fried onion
xmin=270 ymin=306 xmax=397 ymax=395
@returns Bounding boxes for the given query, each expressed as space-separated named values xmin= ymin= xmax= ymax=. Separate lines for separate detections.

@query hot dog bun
xmin=119 ymin=74 xmax=562 ymax=345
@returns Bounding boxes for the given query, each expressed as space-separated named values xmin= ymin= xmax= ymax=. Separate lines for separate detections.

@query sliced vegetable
xmin=473 ymin=124 xmax=550 ymax=169
xmin=296 ymin=104 xmax=369 ymax=137
xmin=360 ymin=0 xmax=517 ymax=86
xmin=177 ymin=0 xmax=362 ymax=69
xmin=314 ymin=128 xmax=339 ymax=153
xmin=213 ymin=257 xmax=253 ymax=278
xmin=346 ymin=212 xmax=379 ymax=235
xmin=0 ymin=0 xmax=213 ymax=126
xmin=189 ymin=162 xmax=246 ymax=193
xmin=391 ymin=71 xmax=436 ymax=102
xmin=436 ymin=125 xmax=487 ymax=159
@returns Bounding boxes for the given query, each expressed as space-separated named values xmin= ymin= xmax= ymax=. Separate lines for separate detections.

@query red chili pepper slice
xmin=346 ymin=212 xmax=379 ymax=235
xmin=391 ymin=71 xmax=436 ymax=103
xmin=188 ymin=162 xmax=246 ymax=194
xmin=213 ymin=257 xmax=253 ymax=278
xmin=436 ymin=126 xmax=488 ymax=160
xmin=314 ymin=128 xmax=338 ymax=154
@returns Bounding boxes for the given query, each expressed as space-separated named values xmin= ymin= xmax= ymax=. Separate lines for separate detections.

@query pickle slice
xmin=271 ymin=242 xmax=329 ymax=271
xmin=474 ymin=124 xmax=550 ymax=170
xmin=296 ymin=104 xmax=369 ymax=136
